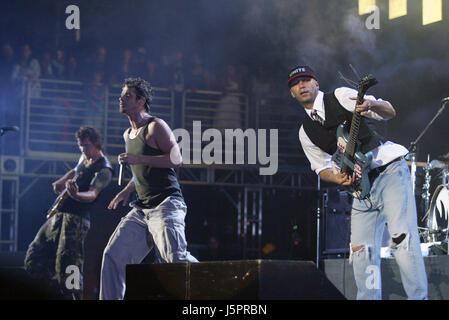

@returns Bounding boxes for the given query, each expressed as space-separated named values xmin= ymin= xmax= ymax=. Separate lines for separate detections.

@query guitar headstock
xmin=357 ymin=75 xmax=378 ymax=96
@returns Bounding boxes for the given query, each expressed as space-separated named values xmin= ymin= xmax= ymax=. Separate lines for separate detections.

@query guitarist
xmin=24 ymin=126 xmax=113 ymax=299
xmin=288 ymin=66 xmax=427 ymax=300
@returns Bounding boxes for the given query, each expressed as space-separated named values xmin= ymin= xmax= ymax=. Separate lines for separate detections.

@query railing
xmin=24 ymin=79 xmax=87 ymax=158
xmin=182 ymin=89 xmax=249 ymax=130
xmin=255 ymin=94 xmax=306 ymax=166
xmin=1 ymin=79 xmax=313 ymax=254
xmin=181 ymin=89 xmax=255 ymax=167
xmin=23 ymin=79 xmax=175 ymax=160
xmin=20 ymin=79 xmax=305 ymax=167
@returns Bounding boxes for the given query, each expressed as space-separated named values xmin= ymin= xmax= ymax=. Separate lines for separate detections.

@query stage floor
xmin=324 ymin=255 xmax=449 ymax=300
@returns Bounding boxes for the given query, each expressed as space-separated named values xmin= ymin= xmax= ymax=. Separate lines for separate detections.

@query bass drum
xmin=425 ymin=184 xmax=449 ymax=242
xmin=416 ymin=167 xmax=447 ymax=230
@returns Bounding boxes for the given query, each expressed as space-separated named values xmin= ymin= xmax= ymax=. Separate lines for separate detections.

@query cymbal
xmin=407 ymin=161 xmax=428 ymax=167
xmin=407 ymin=160 xmax=447 ymax=168
xmin=430 ymin=160 xmax=447 ymax=169
xmin=437 ymin=152 xmax=449 ymax=164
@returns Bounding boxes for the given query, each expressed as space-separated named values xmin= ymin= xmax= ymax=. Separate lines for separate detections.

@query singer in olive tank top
xmin=124 ymin=117 xmax=184 ymax=209
xmin=100 ymin=78 xmax=198 ymax=300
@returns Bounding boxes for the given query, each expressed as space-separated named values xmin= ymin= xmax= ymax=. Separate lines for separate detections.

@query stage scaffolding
xmin=0 ymin=79 xmax=316 ymax=257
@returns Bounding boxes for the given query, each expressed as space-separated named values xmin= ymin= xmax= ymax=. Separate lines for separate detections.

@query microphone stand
xmin=0 ymin=129 xmax=16 ymax=136
xmin=407 ymin=99 xmax=448 ymax=194
xmin=316 ymin=176 xmax=322 ymax=269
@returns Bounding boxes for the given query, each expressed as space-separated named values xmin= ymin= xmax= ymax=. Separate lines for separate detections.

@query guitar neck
xmin=344 ymin=92 xmax=365 ymax=158
xmin=339 ymin=74 xmax=377 ymax=179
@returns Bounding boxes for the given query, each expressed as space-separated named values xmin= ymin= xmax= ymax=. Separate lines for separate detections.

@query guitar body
xmin=46 ymin=192 xmax=69 ymax=219
xmin=331 ymin=122 xmax=373 ymax=199
xmin=46 ymin=171 xmax=81 ymax=219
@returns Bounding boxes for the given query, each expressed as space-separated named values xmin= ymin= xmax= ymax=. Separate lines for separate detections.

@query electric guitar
xmin=46 ymin=172 xmax=81 ymax=219
xmin=331 ymin=75 xmax=378 ymax=199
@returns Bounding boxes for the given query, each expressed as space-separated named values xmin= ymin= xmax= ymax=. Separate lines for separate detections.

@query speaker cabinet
xmin=0 ymin=156 xmax=21 ymax=175
xmin=125 ymin=260 xmax=345 ymax=300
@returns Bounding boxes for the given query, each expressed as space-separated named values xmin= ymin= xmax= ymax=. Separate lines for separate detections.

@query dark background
xmin=1 ymin=0 xmax=447 ymax=157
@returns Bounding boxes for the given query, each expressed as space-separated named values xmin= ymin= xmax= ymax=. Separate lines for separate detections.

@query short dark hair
xmin=123 ymin=77 xmax=154 ymax=113
xmin=76 ymin=126 xmax=103 ymax=150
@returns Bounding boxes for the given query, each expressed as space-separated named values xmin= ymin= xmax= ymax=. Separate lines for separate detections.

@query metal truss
xmin=178 ymin=164 xmax=317 ymax=190
xmin=1 ymin=79 xmax=316 ymax=257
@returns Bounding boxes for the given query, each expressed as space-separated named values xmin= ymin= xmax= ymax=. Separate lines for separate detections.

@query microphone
xmin=0 ymin=126 xmax=19 ymax=131
xmin=0 ymin=126 xmax=19 ymax=136
xmin=118 ymin=163 xmax=127 ymax=186
xmin=118 ymin=164 xmax=124 ymax=186
xmin=442 ymin=97 xmax=449 ymax=103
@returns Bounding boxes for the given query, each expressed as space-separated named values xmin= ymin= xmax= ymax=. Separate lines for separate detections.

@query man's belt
xmin=368 ymin=156 xmax=404 ymax=181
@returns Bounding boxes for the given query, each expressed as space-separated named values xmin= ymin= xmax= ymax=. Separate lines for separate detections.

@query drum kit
xmin=406 ymin=98 xmax=448 ymax=250
xmin=408 ymin=153 xmax=449 ymax=244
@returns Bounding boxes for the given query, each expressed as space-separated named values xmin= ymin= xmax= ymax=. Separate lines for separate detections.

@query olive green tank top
xmin=126 ymin=117 xmax=184 ymax=208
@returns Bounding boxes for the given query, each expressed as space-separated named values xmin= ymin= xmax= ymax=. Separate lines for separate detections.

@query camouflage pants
xmin=24 ymin=212 xmax=90 ymax=295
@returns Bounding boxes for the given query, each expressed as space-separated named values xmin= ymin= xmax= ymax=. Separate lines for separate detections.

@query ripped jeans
xmin=349 ymin=159 xmax=428 ymax=300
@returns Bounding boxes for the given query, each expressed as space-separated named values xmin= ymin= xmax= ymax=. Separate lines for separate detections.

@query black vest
xmin=302 ymin=91 xmax=385 ymax=155
xmin=126 ymin=118 xmax=184 ymax=209
xmin=59 ymin=155 xmax=113 ymax=216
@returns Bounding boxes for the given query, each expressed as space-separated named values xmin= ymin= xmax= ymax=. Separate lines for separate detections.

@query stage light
xmin=423 ymin=0 xmax=442 ymax=25
xmin=389 ymin=0 xmax=407 ymax=19
xmin=262 ymin=243 xmax=276 ymax=255
xmin=359 ymin=0 xmax=376 ymax=15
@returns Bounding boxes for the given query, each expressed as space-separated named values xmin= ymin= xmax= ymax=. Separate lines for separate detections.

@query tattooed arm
xmin=66 ymin=168 xmax=113 ymax=203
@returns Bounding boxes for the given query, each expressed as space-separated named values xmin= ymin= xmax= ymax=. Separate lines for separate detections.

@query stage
xmin=324 ymin=255 xmax=449 ymax=300
xmin=1 ymin=0 xmax=449 ymax=307
xmin=1 ymin=253 xmax=449 ymax=300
